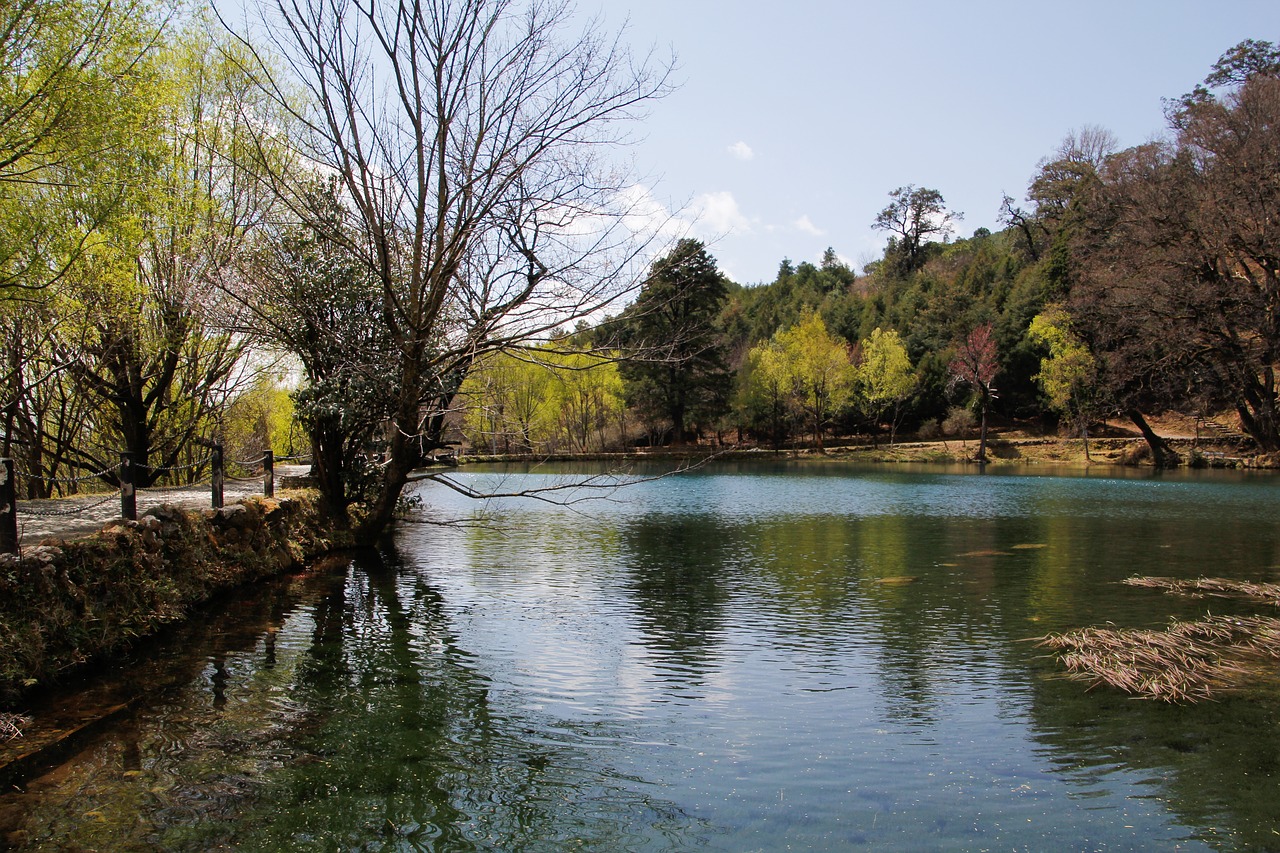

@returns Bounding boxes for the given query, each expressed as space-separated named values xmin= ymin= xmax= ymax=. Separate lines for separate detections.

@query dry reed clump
xmin=1 ymin=711 xmax=32 ymax=742
xmin=1123 ymin=575 xmax=1280 ymax=604
xmin=1037 ymin=615 xmax=1280 ymax=702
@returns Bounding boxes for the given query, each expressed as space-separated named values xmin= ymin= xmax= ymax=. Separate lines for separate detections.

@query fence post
xmin=1 ymin=458 xmax=17 ymax=555
xmin=120 ymin=452 xmax=137 ymax=522
xmin=211 ymin=443 xmax=224 ymax=510
xmin=263 ymin=449 xmax=274 ymax=498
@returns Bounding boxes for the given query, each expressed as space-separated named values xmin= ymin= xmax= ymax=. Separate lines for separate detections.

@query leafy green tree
xmin=1174 ymin=38 xmax=1280 ymax=114
xmin=239 ymin=182 xmax=399 ymax=520
xmin=548 ymin=350 xmax=626 ymax=452
xmin=1028 ymin=305 xmax=1099 ymax=460
xmin=858 ymin=327 xmax=916 ymax=445
xmin=33 ymin=21 xmax=261 ymax=488
xmin=0 ymin=0 xmax=157 ymax=296
xmin=461 ymin=352 xmax=553 ymax=454
xmin=224 ymin=374 xmax=301 ymax=465
xmin=616 ymin=239 xmax=731 ymax=444
xmin=0 ymin=0 xmax=164 ymax=490
xmin=776 ymin=311 xmax=856 ymax=449
xmin=737 ymin=337 xmax=795 ymax=448
xmin=462 ymin=346 xmax=625 ymax=454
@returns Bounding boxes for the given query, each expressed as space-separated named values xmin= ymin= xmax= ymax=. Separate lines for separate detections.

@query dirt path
xmin=13 ymin=466 xmax=311 ymax=548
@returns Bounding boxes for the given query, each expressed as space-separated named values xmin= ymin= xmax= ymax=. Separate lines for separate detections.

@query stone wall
xmin=0 ymin=492 xmax=338 ymax=706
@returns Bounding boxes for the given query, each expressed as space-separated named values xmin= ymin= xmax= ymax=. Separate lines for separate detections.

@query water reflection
xmin=619 ymin=515 xmax=731 ymax=677
xmin=209 ymin=548 xmax=712 ymax=851
xmin=5 ymin=464 xmax=1280 ymax=849
xmin=2 ymin=549 xmax=712 ymax=850
xmin=1024 ymin=666 xmax=1280 ymax=850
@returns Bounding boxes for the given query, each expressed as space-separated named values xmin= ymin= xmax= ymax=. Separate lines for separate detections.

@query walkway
xmin=13 ymin=466 xmax=311 ymax=548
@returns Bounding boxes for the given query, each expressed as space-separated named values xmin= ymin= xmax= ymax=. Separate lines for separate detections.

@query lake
xmin=3 ymin=461 xmax=1280 ymax=850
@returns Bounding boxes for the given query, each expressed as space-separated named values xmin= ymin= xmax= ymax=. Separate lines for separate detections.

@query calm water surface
xmin=4 ymin=461 xmax=1280 ymax=851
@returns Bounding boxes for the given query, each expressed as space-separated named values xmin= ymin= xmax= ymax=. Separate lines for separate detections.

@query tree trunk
xmin=976 ymin=394 xmax=989 ymax=464
xmin=356 ymin=422 xmax=415 ymax=546
xmin=670 ymin=396 xmax=687 ymax=445
xmin=311 ymin=425 xmax=350 ymax=525
xmin=1126 ymin=410 xmax=1177 ymax=467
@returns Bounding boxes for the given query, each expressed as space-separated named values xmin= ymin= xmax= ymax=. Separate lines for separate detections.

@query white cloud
xmin=793 ymin=214 xmax=826 ymax=237
xmin=692 ymin=191 xmax=753 ymax=236
xmin=727 ymin=140 xmax=755 ymax=161
xmin=617 ymin=183 xmax=692 ymax=243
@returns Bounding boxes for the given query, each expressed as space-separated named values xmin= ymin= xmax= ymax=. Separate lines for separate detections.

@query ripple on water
xmin=10 ymin=466 xmax=1280 ymax=850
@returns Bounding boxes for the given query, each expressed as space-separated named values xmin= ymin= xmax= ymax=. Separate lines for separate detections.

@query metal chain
xmin=19 ymin=491 xmax=122 ymax=517
xmin=137 ymin=478 xmax=213 ymax=494
xmin=150 ymin=454 xmax=214 ymax=475
xmin=14 ymin=462 xmax=122 ymax=485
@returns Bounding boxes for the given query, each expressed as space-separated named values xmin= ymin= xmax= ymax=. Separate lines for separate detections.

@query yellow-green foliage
xmin=1028 ymin=304 xmax=1097 ymax=422
xmin=738 ymin=311 xmax=855 ymax=443
xmin=460 ymin=345 xmax=624 ymax=453
xmin=858 ymin=327 xmax=916 ymax=410
xmin=224 ymin=374 xmax=303 ymax=460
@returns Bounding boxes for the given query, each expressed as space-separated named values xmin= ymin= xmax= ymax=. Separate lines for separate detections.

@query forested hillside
xmin=460 ymin=38 xmax=1280 ymax=463
xmin=3 ymin=0 xmax=1277 ymax=547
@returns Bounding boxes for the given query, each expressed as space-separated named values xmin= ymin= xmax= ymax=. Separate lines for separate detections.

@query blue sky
xmin=590 ymin=1 xmax=1280 ymax=284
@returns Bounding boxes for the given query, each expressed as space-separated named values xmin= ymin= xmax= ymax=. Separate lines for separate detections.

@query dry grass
xmin=1 ymin=711 xmax=32 ymax=742
xmin=1123 ymin=575 xmax=1280 ymax=604
xmin=1037 ymin=615 xmax=1280 ymax=702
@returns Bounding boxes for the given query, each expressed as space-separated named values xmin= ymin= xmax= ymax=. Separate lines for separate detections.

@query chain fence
xmin=15 ymin=461 xmax=123 ymax=488
xmin=17 ymin=490 xmax=123 ymax=518
xmin=2 ymin=448 xmax=313 ymax=553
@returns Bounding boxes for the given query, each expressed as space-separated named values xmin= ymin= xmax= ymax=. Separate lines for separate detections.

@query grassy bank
xmin=0 ymin=492 xmax=339 ymax=708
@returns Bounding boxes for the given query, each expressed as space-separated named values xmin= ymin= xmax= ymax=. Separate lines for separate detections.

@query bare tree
xmin=1071 ymin=75 xmax=1280 ymax=452
xmin=230 ymin=0 xmax=673 ymax=541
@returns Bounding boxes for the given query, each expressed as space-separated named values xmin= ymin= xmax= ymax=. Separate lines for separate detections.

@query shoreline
xmin=456 ymin=433 xmax=1272 ymax=471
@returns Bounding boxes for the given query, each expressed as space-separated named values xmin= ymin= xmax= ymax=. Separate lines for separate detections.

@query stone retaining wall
xmin=0 ymin=492 xmax=338 ymax=707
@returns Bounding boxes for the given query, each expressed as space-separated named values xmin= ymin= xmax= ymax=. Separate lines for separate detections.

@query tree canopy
xmin=614 ymin=238 xmax=732 ymax=444
xmin=6 ymin=23 xmax=1280 ymax=534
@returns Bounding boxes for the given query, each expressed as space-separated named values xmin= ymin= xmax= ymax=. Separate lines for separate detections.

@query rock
xmin=143 ymin=505 xmax=182 ymax=522
xmin=23 ymin=546 xmax=62 ymax=567
xmin=205 ymin=505 xmax=248 ymax=525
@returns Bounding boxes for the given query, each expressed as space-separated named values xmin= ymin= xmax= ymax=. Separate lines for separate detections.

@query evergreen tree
xmin=616 ymin=239 xmax=732 ymax=443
